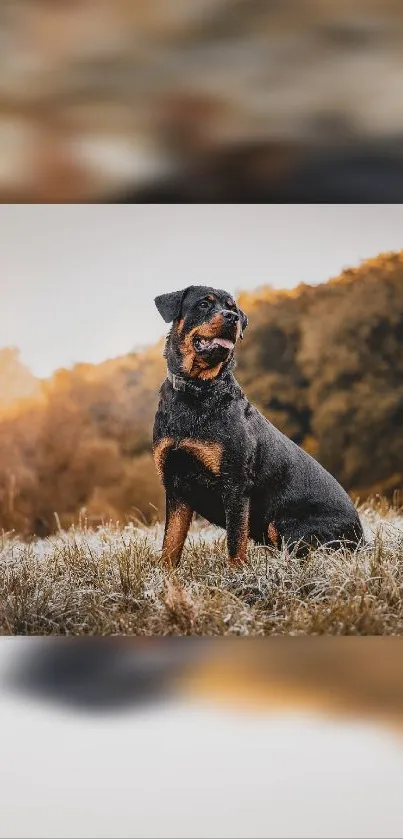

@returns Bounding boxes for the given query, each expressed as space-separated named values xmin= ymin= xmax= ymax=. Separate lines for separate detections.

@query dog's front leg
xmin=223 ymin=489 xmax=250 ymax=564
xmin=161 ymin=494 xmax=193 ymax=567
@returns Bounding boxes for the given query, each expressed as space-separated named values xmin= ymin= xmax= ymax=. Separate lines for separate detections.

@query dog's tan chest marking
xmin=153 ymin=437 xmax=175 ymax=481
xmin=154 ymin=437 xmax=223 ymax=479
xmin=179 ymin=439 xmax=223 ymax=475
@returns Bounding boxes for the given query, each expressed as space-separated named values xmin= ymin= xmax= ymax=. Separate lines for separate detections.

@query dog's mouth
xmin=193 ymin=336 xmax=235 ymax=354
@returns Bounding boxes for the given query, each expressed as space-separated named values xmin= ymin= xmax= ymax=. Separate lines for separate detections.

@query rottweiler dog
xmin=153 ymin=285 xmax=364 ymax=565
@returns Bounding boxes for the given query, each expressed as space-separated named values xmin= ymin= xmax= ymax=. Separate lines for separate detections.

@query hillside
xmin=0 ymin=348 xmax=39 ymax=408
xmin=0 ymin=251 xmax=402 ymax=536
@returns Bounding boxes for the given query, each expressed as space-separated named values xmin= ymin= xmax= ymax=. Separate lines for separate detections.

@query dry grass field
xmin=0 ymin=497 xmax=402 ymax=636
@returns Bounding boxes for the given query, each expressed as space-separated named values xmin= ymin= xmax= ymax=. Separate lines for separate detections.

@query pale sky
xmin=1 ymin=204 xmax=402 ymax=378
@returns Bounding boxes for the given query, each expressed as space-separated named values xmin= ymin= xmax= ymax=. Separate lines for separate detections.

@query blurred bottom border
xmin=1 ymin=637 xmax=403 ymax=838
xmin=4 ymin=636 xmax=403 ymax=724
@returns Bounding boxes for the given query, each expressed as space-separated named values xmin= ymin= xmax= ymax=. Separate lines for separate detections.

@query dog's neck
xmin=165 ymin=363 xmax=236 ymax=396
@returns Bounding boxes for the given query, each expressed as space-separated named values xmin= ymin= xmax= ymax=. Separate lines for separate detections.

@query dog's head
xmin=155 ymin=285 xmax=248 ymax=380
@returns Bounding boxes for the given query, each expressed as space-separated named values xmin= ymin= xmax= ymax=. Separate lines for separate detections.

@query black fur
xmin=153 ymin=285 xmax=364 ymax=563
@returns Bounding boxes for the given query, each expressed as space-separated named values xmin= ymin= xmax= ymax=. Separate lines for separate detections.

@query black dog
xmin=153 ymin=285 xmax=363 ymax=564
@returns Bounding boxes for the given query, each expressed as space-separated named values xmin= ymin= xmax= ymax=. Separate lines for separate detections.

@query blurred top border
xmin=1 ymin=0 xmax=403 ymax=202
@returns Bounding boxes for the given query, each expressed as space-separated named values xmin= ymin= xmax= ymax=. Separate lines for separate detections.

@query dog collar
xmin=167 ymin=369 xmax=189 ymax=392
xmin=166 ymin=368 xmax=215 ymax=393
xmin=166 ymin=363 xmax=236 ymax=393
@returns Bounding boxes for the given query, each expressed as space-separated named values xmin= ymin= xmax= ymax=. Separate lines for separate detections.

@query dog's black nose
xmin=223 ymin=310 xmax=239 ymax=324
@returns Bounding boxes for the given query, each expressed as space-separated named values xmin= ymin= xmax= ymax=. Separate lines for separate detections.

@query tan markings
xmin=194 ymin=313 xmax=225 ymax=338
xmin=181 ymin=313 xmax=226 ymax=378
xmin=162 ymin=502 xmax=193 ymax=567
xmin=178 ymin=439 xmax=223 ymax=475
xmin=177 ymin=318 xmax=185 ymax=335
xmin=229 ymin=508 xmax=249 ymax=564
xmin=226 ymin=299 xmax=235 ymax=308
xmin=154 ymin=437 xmax=222 ymax=480
xmin=153 ymin=437 xmax=174 ymax=482
xmin=180 ymin=331 xmax=201 ymax=376
xmin=206 ymin=294 xmax=216 ymax=301
xmin=268 ymin=522 xmax=279 ymax=546
xmin=197 ymin=363 xmax=225 ymax=381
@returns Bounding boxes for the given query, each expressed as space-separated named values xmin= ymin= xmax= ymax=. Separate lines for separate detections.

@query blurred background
xmin=0 ymin=203 xmax=402 ymax=538
xmin=2 ymin=0 xmax=403 ymax=200
xmin=2 ymin=637 xmax=403 ymax=837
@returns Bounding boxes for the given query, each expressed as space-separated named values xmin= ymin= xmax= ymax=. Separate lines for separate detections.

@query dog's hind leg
xmin=161 ymin=495 xmax=193 ymax=567
xmin=284 ymin=516 xmax=363 ymax=558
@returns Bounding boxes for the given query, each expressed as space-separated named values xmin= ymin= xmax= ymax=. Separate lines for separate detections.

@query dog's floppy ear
xmin=154 ymin=288 xmax=190 ymax=323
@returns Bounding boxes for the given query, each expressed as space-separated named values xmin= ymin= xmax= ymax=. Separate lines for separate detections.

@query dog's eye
xmin=199 ymin=300 xmax=209 ymax=309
